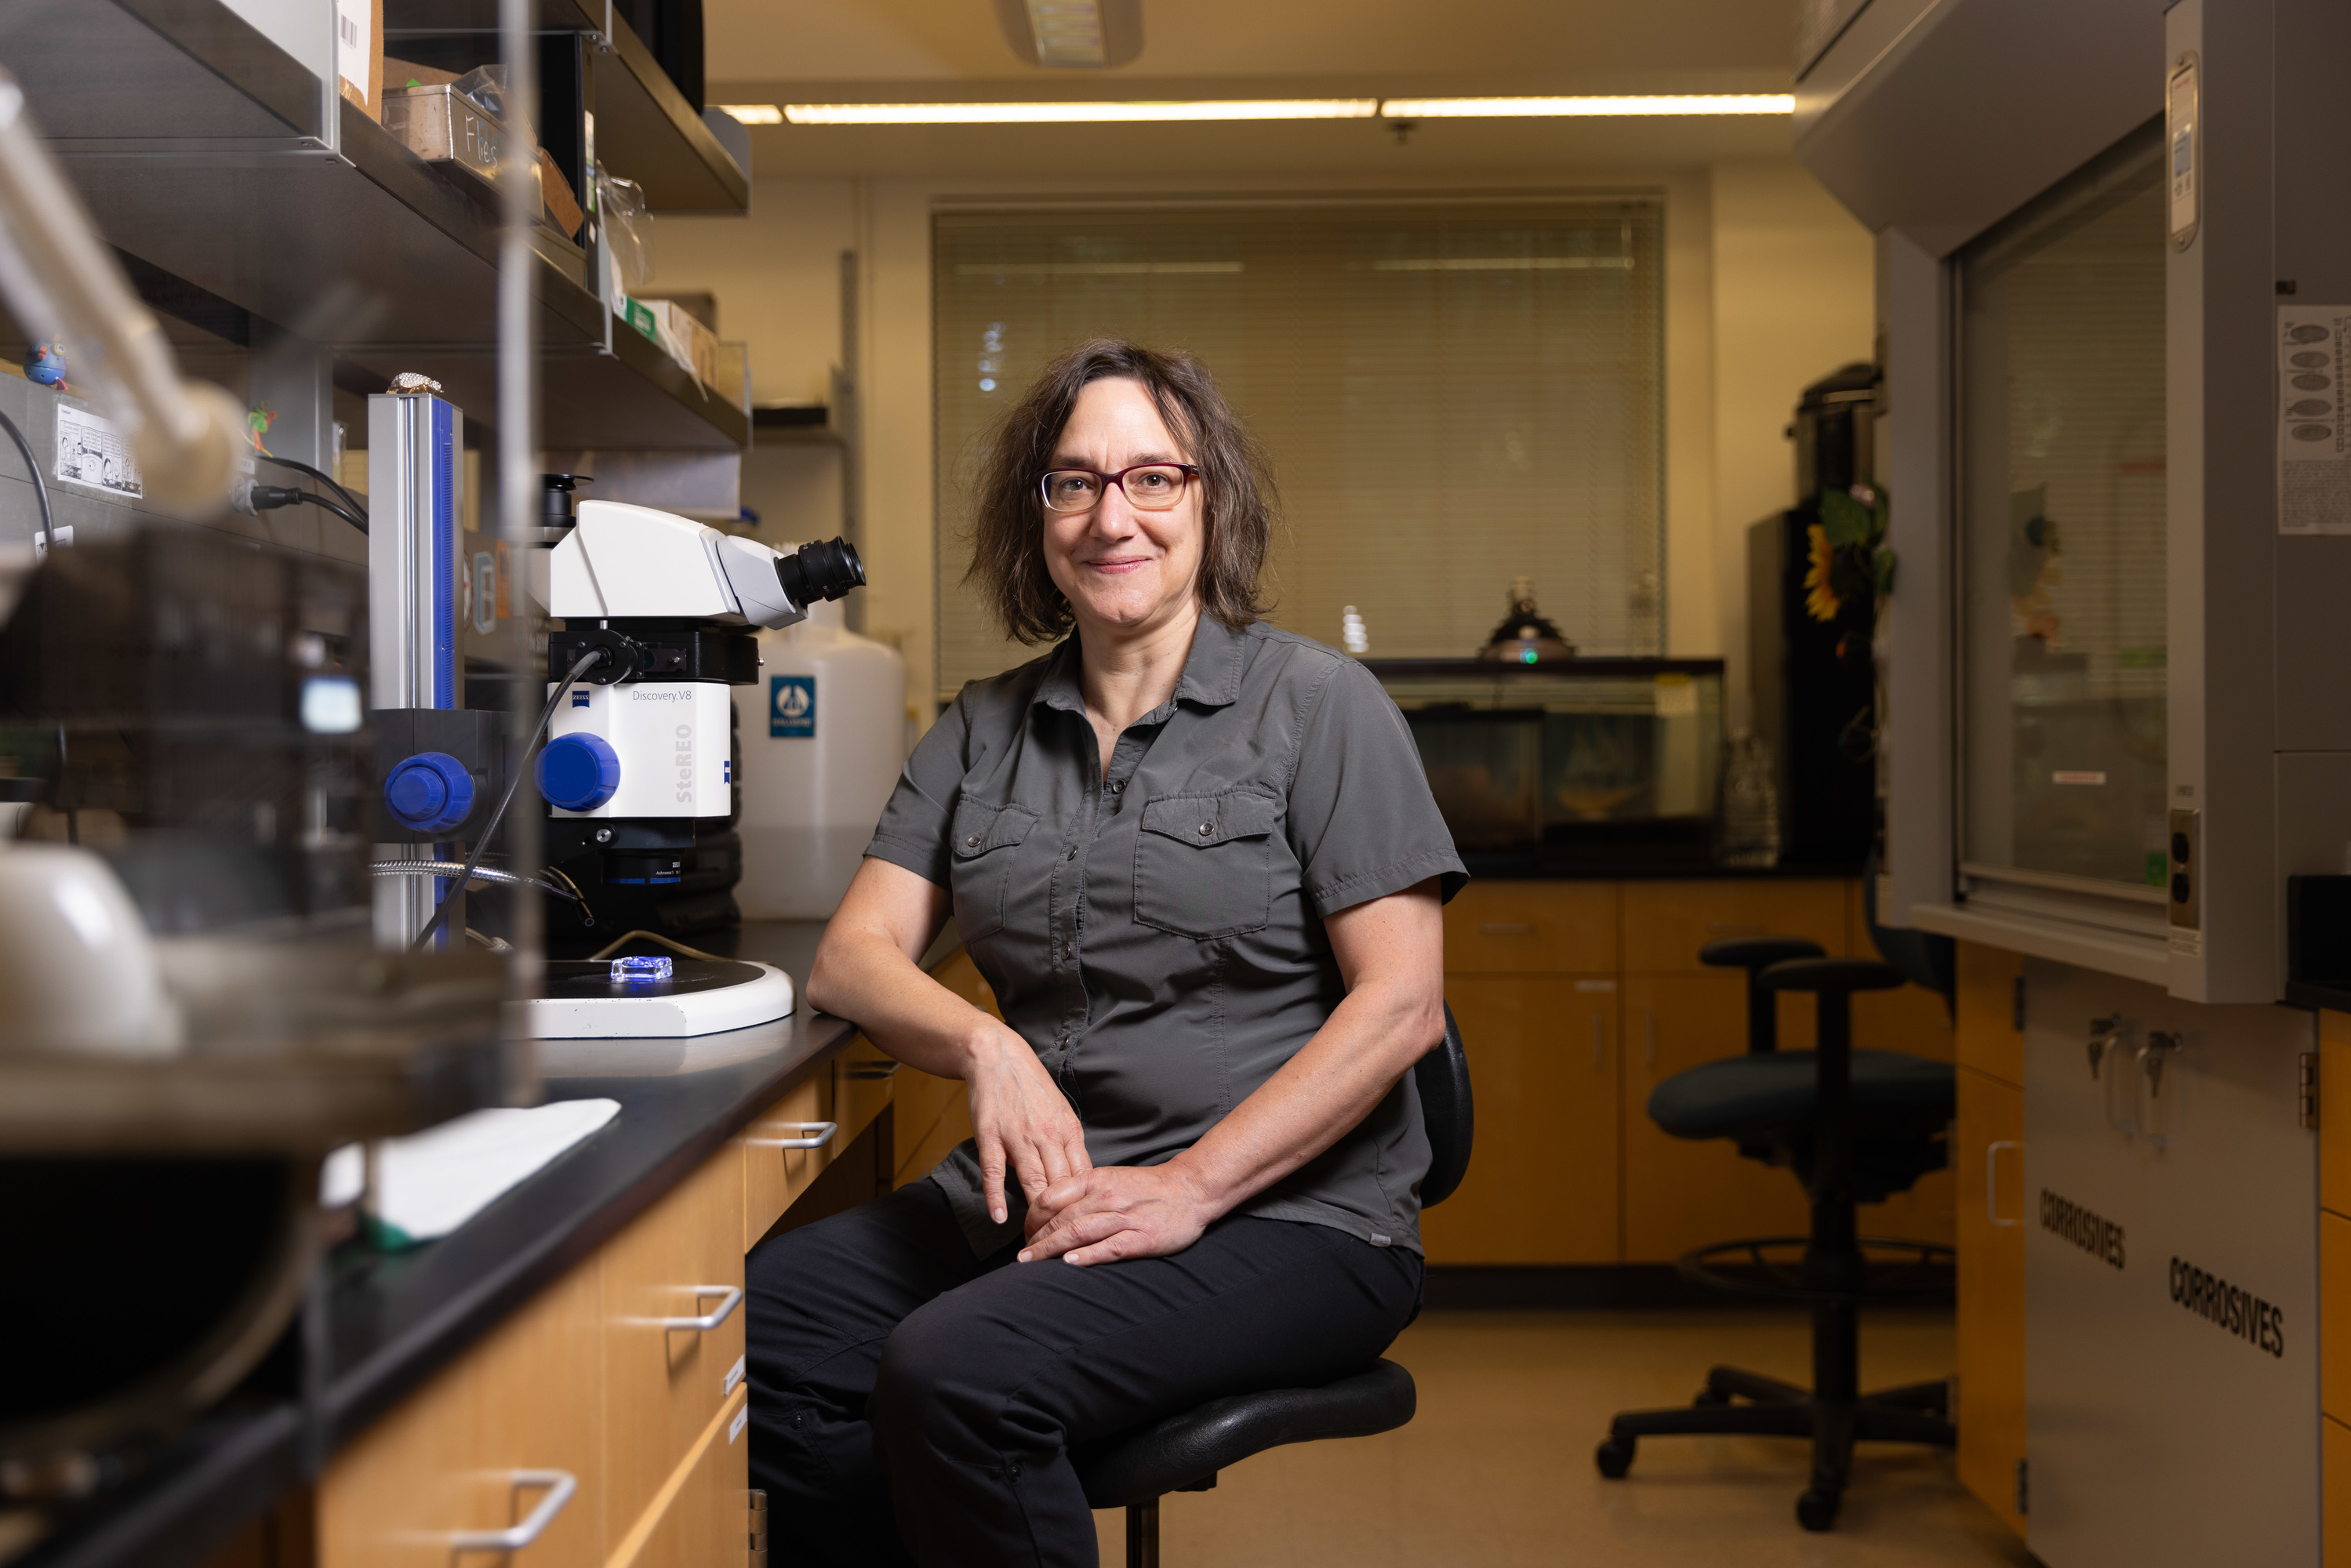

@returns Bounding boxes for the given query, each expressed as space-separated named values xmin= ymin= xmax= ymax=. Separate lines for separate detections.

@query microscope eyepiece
xmin=778 ymin=537 xmax=867 ymax=608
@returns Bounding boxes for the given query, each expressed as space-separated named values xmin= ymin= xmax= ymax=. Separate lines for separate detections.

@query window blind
xmin=932 ymin=196 xmax=1666 ymax=700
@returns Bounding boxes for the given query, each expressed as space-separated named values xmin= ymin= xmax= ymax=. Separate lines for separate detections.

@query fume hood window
xmin=1957 ymin=121 xmax=2166 ymax=895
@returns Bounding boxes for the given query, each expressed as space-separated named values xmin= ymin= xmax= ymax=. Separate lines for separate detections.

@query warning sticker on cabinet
xmin=53 ymin=402 xmax=140 ymax=500
xmin=2278 ymin=306 xmax=2351 ymax=534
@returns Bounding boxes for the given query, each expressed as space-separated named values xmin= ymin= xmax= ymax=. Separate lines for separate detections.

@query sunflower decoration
xmin=1804 ymin=481 xmax=1896 ymax=624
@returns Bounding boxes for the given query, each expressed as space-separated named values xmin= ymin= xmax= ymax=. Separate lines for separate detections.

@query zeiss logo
xmin=571 ymin=690 xmax=590 ymax=708
xmin=770 ymin=675 xmax=816 ymax=739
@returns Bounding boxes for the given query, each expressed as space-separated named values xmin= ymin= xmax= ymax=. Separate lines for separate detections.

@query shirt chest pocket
xmin=1133 ymin=789 xmax=1280 ymax=940
xmin=949 ymin=797 xmax=1036 ymax=943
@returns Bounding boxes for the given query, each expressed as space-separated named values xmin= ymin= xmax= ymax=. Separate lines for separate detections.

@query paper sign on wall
xmin=54 ymin=403 xmax=140 ymax=500
xmin=2277 ymin=306 xmax=2351 ymax=535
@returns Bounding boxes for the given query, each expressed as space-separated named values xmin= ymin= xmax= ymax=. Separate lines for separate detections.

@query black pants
xmin=744 ymin=1181 xmax=1422 ymax=1567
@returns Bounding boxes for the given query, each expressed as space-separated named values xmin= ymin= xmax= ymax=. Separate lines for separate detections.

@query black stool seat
xmin=1649 ymin=1050 xmax=1954 ymax=1139
xmin=1076 ymin=1360 xmax=1416 ymax=1509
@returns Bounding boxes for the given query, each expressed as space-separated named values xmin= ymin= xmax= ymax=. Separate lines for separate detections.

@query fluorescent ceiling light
xmin=1368 ymin=256 xmax=1635 ymax=271
xmin=1383 ymin=94 xmax=1795 ymax=118
xmin=783 ymin=100 xmax=1378 ymax=125
xmin=764 ymin=94 xmax=1791 ymax=128
xmin=714 ymin=103 xmax=783 ymax=125
xmin=955 ymin=260 xmax=1244 ymax=276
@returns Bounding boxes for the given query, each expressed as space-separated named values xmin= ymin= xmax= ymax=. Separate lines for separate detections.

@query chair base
xmin=1594 ymin=1365 xmax=1955 ymax=1532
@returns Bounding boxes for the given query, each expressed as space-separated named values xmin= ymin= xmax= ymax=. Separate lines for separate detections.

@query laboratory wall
xmin=643 ymin=158 xmax=1875 ymax=730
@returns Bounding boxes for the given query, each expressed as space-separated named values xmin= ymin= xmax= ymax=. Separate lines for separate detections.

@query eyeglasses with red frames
xmin=1036 ymin=463 xmax=1201 ymax=514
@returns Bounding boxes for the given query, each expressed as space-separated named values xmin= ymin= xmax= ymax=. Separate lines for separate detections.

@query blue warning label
xmin=770 ymin=674 xmax=816 ymax=738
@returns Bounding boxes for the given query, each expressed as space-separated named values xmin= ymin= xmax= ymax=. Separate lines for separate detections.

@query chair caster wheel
xmin=1595 ymin=1437 xmax=1635 ymax=1479
xmin=1796 ymin=1488 xmax=1840 ymax=1532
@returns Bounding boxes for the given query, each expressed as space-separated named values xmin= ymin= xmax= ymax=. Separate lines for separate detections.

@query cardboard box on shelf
xmin=336 ymin=0 xmax=384 ymax=122
xmin=620 ymin=296 xmax=718 ymax=389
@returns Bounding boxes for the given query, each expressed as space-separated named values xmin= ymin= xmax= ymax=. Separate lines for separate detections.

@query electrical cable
xmin=0 ymin=403 xmax=56 ymax=556
xmin=250 ymin=483 xmax=367 ymax=535
xmin=587 ymin=928 xmax=729 ymax=964
xmin=408 ymin=646 xmax=606 ymax=953
xmin=369 ymin=860 xmax=583 ymax=902
xmin=256 ymin=452 xmax=366 ymax=522
xmin=0 ymin=403 xmax=74 ymax=845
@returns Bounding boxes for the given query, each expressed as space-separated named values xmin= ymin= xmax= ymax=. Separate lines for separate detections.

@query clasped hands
xmin=966 ymin=1021 xmax=1218 ymax=1268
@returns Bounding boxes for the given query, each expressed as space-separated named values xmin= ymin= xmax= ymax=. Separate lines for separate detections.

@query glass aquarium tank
xmin=1367 ymin=659 xmax=1724 ymax=869
xmin=1957 ymin=119 xmax=2167 ymax=897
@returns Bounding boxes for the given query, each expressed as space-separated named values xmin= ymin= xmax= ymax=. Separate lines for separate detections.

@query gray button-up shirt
xmin=864 ymin=615 xmax=1466 ymax=1256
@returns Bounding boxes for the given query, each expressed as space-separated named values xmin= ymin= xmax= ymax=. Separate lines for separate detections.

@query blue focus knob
xmin=536 ymin=732 xmax=621 ymax=812
xmin=383 ymin=751 xmax=476 ymax=834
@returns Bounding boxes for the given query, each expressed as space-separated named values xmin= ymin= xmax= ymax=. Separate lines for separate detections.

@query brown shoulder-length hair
xmin=963 ymin=339 xmax=1276 ymax=644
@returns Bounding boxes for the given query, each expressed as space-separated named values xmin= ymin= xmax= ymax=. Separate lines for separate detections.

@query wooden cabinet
xmin=1619 ymin=972 xmax=1811 ymax=1262
xmin=743 ymin=1072 xmax=834 ymax=1250
xmin=1441 ymin=880 xmax=1617 ymax=974
xmin=1955 ymin=1063 xmax=2026 ymax=1534
xmin=892 ymin=952 xmax=989 ymax=1189
xmin=1621 ymin=877 xmax=1848 ymax=971
xmin=1955 ymin=942 xmax=2025 ymax=1084
xmin=599 ymin=1146 xmax=746 ymax=1548
xmin=1421 ymin=975 xmax=1620 ymax=1264
xmin=605 ymin=1388 xmax=750 ymax=1568
xmin=319 ymin=1261 xmax=605 ymax=1568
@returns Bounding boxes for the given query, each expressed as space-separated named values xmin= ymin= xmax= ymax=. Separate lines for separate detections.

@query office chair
xmin=1070 ymin=1004 xmax=1473 ymax=1568
xmin=1595 ymin=942 xmax=1956 ymax=1532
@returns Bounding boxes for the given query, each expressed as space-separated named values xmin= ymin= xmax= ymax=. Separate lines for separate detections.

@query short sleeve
xmin=862 ymin=690 xmax=974 ymax=889
xmin=1287 ymin=660 xmax=1467 ymax=916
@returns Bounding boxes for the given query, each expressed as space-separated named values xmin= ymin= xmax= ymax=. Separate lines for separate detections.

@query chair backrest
xmin=1415 ymin=1002 xmax=1474 ymax=1208
xmin=1862 ymin=850 xmax=1956 ymax=1012
xmin=1699 ymin=935 xmax=1826 ymax=1052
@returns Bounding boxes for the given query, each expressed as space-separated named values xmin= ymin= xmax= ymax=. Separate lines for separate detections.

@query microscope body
xmin=540 ymin=500 xmax=863 ymax=912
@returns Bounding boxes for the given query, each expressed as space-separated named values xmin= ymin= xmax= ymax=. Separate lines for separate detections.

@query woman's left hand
xmin=1018 ymin=1161 xmax=1218 ymax=1266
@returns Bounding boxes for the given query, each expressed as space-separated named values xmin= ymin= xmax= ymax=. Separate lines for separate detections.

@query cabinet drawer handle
xmin=1986 ymin=1141 xmax=2022 ymax=1227
xmin=747 ymin=1120 xmax=838 ymax=1149
xmin=449 ymin=1468 xmax=576 ymax=1551
xmin=1477 ymin=922 xmax=1535 ymax=935
xmin=660 ymin=1284 xmax=743 ymax=1332
xmin=844 ymin=1062 xmax=900 ymax=1080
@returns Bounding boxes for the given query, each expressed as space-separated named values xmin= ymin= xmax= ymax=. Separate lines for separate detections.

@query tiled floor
xmin=1092 ymin=1308 xmax=2035 ymax=1566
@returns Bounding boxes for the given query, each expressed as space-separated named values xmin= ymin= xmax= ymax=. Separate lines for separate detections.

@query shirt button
xmin=965 ymin=834 xmax=981 ymax=848
xmin=1198 ymin=821 xmax=1213 ymax=835
xmin=1063 ymin=943 xmax=1074 ymax=960
xmin=1066 ymin=847 xmax=1076 ymax=860
xmin=1110 ymin=780 xmax=1125 ymax=793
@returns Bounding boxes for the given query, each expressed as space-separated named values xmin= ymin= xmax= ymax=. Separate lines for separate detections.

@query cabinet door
xmin=743 ymin=1073 xmax=832 ymax=1250
xmin=318 ymin=1262 xmax=604 ymax=1568
xmin=1621 ymin=878 xmax=1848 ymax=972
xmin=835 ymin=1033 xmax=898 ymax=1155
xmin=1956 ymin=942 xmax=2025 ymax=1087
xmin=608 ymin=1387 xmax=750 ymax=1568
xmin=1420 ymin=975 xmax=1619 ymax=1265
xmin=1955 ymin=1065 xmax=2026 ymax=1536
xmin=1619 ymin=973 xmax=1810 ymax=1262
xmin=602 ymin=1147 xmax=746 ymax=1546
xmin=1440 ymin=881 xmax=1618 ymax=974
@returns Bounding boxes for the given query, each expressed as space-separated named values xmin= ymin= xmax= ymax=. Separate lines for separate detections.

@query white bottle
xmin=732 ymin=600 xmax=907 ymax=918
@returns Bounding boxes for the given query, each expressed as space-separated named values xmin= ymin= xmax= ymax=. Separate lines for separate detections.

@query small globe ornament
xmin=24 ymin=341 xmax=66 ymax=388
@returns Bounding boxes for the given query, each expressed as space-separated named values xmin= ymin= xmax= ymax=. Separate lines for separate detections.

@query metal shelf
xmin=6 ymin=0 xmax=746 ymax=449
xmin=383 ymin=0 xmax=750 ymax=212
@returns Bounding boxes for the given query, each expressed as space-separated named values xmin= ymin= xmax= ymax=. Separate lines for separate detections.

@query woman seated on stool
xmin=747 ymin=339 xmax=1466 ymax=1566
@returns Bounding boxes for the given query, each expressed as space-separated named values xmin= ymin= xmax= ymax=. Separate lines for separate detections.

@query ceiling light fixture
xmin=753 ymin=94 xmax=1795 ymax=129
xmin=780 ymin=100 xmax=1379 ymax=125
xmin=1383 ymin=94 xmax=1796 ymax=118
xmin=994 ymin=0 xmax=1144 ymax=69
